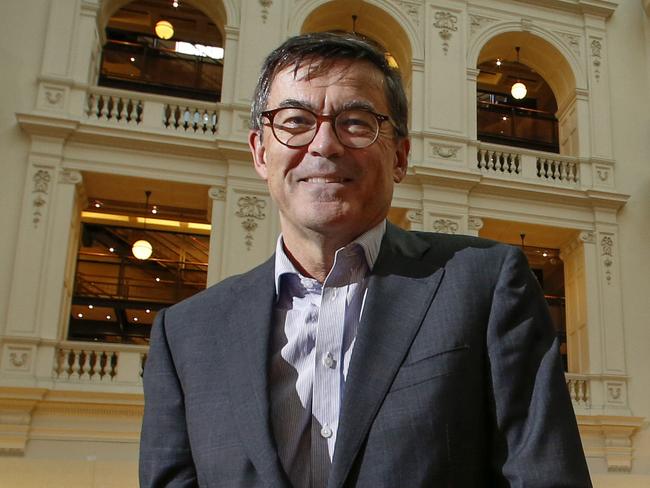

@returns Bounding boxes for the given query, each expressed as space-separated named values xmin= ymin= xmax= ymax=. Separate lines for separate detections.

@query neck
xmin=280 ymin=222 xmax=375 ymax=283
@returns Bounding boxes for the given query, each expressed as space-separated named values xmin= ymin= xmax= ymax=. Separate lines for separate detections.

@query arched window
xmin=476 ymin=32 xmax=578 ymax=156
xmin=100 ymin=0 xmax=224 ymax=101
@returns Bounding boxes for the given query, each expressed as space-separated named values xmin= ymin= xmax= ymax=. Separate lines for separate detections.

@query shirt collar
xmin=274 ymin=220 xmax=386 ymax=296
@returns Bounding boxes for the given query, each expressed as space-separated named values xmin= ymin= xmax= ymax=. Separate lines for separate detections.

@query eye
xmin=274 ymin=108 xmax=315 ymax=132
xmin=336 ymin=110 xmax=376 ymax=134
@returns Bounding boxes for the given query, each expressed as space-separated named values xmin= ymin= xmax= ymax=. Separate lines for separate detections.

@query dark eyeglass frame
xmin=260 ymin=106 xmax=393 ymax=149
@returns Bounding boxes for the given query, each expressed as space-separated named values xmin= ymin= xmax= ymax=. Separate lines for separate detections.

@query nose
xmin=307 ymin=119 xmax=345 ymax=158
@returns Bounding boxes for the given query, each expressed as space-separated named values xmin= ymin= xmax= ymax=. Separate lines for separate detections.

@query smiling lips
xmin=300 ymin=176 xmax=351 ymax=184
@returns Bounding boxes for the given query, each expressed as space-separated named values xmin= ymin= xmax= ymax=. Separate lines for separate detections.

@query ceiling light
xmin=502 ymin=116 xmax=507 ymax=121
xmin=88 ymin=305 xmax=94 ymax=309
xmin=155 ymin=20 xmax=174 ymax=40
xmin=511 ymin=47 xmax=527 ymax=100
xmin=109 ymin=247 xmax=115 ymax=253
xmin=77 ymin=313 xmax=83 ymax=318
xmin=155 ymin=277 xmax=161 ymax=282
xmin=106 ymin=315 xmax=112 ymax=320
xmin=134 ymin=317 xmax=139 ymax=322
xmin=132 ymin=239 xmax=153 ymax=260
xmin=145 ymin=309 xmax=151 ymax=314
xmin=511 ymin=82 xmax=527 ymax=100
xmin=94 ymin=201 xmax=102 ymax=208
xmin=496 ymin=59 xmax=502 ymax=66
xmin=172 ymin=0 xmax=179 ymax=7
xmin=130 ymin=57 xmax=135 ymax=62
xmin=132 ymin=191 xmax=153 ymax=260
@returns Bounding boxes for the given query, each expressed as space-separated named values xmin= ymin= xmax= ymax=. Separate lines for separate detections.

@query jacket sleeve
xmin=486 ymin=246 xmax=592 ymax=487
xmin=140 ymin=308 xmax=199 ymax=487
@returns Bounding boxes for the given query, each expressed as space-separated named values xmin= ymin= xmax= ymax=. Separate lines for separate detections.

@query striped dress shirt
xmin=269 ymin=221 xmax=385 ymax=488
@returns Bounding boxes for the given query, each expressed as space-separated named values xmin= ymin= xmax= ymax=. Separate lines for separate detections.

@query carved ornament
xmin=469 ymin=14 xmax=496 ymax=35
xmin=433 ymin=11 xmax=458 ymax=55
xmin=590 ymin=39 xmax=602 ymax=81
xmin=235 ymin=196 xmax=267 ymax=250
xmin=406 ymin=209 xmax=423 ymax=224
xmin=209 ymin=186 xmax=226 ymax=201
xmin=32 ymin=169 xmax=51 ymax=228
xmin=259 ymin=0 xmax=272 ymax=23
xmin=432 ymin=218 xmax=459 ymax=234
xmin=600 ymin=234 xmax=614 ymax=284
xmin=468 ymin=217 xmax=484 ymax=231
xmin=396 ymin=1 xmax=421 ymax=25
xmin=431 ymin=143 xmax=460 ymax=159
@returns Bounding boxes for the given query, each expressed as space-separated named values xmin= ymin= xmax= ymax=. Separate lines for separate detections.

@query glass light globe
xmin=132 ymin=239 xmax=153 ymax=260
xmin=155 ymin=20 xmax=174 ymax=40
xmin=511 ymin=82 xmax=527 ymax=100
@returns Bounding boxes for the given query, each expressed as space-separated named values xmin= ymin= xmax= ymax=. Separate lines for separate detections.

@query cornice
xmin=16 ymin=113 xmax=79 ymax=139
xmin=514 ymin=0 xmax=619 ymax=17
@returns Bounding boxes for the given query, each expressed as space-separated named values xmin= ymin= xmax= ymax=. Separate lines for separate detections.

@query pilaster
xmin=207 ymin=186 xmax=227 ymax=286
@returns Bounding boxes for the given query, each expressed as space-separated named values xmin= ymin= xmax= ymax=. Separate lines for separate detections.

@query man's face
xmin=249 ymin=59 xmax=409 ymax=243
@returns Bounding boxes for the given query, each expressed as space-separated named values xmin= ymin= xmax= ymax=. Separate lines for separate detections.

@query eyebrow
xmin=274 ymin=98 xmax=379 ymax=114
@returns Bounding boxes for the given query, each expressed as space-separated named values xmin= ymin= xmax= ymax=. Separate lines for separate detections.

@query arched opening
xmin=99 ymin=0 xmax=226 ymax=101
xmin=68 ymin=173 xmax=211 ymax=344
xmin=299 ymin=0 xmax=413 ymax=101
xmin=476 ymin=31 xmax=578 ymax=155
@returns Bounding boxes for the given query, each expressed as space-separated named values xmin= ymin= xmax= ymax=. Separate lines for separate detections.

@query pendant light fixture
xmin=132 ymin=191 xmax=153 ymax=260
xmin=155 ymin=20 xmax=174 ymax=40
xmin=510 ymin=46 xmax=527 ymax=100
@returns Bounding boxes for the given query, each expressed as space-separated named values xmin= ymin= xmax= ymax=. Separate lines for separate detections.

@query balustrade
xmin=86 ymin=90 xmax=143 ymax=124
xmin=475 ymin=142 xmax=580 ymax=187
xmin=566 ymin=374 xmax=591 ymax=408
xmin=51 ymin=342 xmax=146 ymax=387
xmin=53 ymin=346 xmax=118 ymax=381
xmin=477 ymin=147 xmax=521 ymax=175
xmin=163 ymin=104 xmax=218 ymax=134
xmin=83 ymin=86 xmax=220 ymax=136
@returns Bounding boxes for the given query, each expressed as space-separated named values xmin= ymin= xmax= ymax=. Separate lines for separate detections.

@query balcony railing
xmin=52 ymin=341 xmax=147 ymax=389
xmin=473 ymin=141 xmax=580 ymax=187
xmin=84 ymin=85 xmax=220 ymax=135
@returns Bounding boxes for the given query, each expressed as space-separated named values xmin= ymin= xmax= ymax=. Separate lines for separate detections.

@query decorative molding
xmin=235 ymin=196 xmax=267 ymax=250
xmin=8 ymin=349 xmax=31 ymax=372
xmin=590 ymin=38 xmax=603 ymax=81
xmin=579 ymin=231 xmax=595 ymax=243
xmin=39 ymin=84 xmax=67 ymax=111
xmin=469 ymin=14 xmax=496 ymax=35
xmin=406 ymin=209 xmax=423 ymax=224
xmin=431 ymin=143 xmax=460 ymax=160
xmin=209 ymin=186 xmax=226 ymax=201
xmin=606 ymin=381 xmax=625 ymax=405
xmin=468 ymin=216 xmax=484 ymax=231
xmin=396 ymin=1 xmax=421 ymax=25
xmin=432 ymin=218 xmax=459 ymax=234
xmin=579 ymin=415 xmax=645 ymax=473
xmin=600 ymin=234 xmax=614 ymax=284
xmin=557 ymin=31 xmax=582 ymax=57
xmin=433 ymin=11 xmax=458 ymax=55
xmin=595 ymin=165 xmax=611 ymax=184
xmin=58 ymin=169 xmax=82 ymax=185
xmin=259 ymin=0 xmax=272 ymax=23
xmin=520 ymin=18 xmax=533 ymax=32
xmin=32 ymin=169 xmax=52 ymax=228
xmin=0 ymin=399 xmax=39 ymax=455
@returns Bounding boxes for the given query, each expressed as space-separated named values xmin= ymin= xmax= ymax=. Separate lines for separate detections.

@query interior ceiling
xmin=108 ymin=0 xmax=222 ymax=46
xmin=83 ymin=172 xmax=210 ymax=216
xmin=477 ymin=31 xmax=575 ymax=109
xmin=479 ymin=218 xmax=578 ymax=250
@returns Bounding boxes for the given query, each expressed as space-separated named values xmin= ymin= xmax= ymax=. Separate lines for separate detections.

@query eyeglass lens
xmin=270 ymin=108 xmax=380 ymax=148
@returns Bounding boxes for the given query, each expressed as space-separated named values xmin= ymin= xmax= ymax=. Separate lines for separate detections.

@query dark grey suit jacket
xmin=140 ymin=223 xmax=591 ymax=487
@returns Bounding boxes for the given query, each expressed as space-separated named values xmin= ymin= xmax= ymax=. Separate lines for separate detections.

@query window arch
xmin=99 ymin=0 xmax=227 ymax=101
xmin=473 ymin=29 xmax=580 ymax=156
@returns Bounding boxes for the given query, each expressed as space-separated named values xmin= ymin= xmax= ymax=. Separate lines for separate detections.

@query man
xmin=140 ymin=33 xmax=591 ymax=487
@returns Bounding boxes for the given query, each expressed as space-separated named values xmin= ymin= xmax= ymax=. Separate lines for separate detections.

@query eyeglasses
xmin=260 ymin=107 xmax=393 ymax=149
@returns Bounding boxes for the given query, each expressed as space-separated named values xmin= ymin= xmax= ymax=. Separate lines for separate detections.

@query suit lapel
xmin=217 ymin=258 xmax=290 ymax=487
xmin=328 ymin=225 xmax=446 ymax=488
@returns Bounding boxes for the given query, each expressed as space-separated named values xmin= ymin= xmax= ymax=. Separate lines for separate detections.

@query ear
xmin=248 ymin=130 xmax=268 ymax=180
xmin=392 ymin=137 xmax=410 ymax=183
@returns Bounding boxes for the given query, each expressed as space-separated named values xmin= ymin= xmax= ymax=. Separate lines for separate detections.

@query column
xmin=206 ymin=186 xmax=227 ymax=286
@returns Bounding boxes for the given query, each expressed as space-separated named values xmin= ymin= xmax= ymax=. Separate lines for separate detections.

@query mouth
xmin=300 ymin=176 xmax=351 ymax=184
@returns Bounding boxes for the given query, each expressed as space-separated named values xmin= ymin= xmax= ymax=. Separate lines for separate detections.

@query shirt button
xmin=323 ymin=353 xmax=336 ymax=369
xmin=320 ymin=425 xmax=333 ymax=439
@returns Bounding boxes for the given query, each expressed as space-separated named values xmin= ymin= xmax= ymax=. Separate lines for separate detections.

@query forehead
xmin=267 ymin=59 xmax=389 ymax=111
